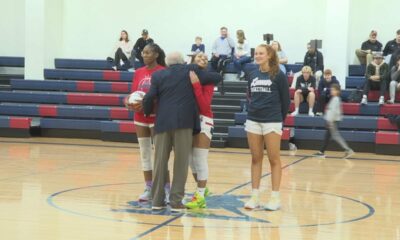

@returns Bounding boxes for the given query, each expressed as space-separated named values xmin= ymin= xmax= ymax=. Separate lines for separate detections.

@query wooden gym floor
xmin=0 ymin=137 xmax=399 ymax=240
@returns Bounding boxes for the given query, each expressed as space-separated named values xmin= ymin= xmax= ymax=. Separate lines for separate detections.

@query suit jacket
xmin=143 ymin=64 xmax=221 ymax=134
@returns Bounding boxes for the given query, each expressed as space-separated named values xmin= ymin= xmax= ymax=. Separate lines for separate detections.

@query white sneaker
xmin=138 ymin=187 xmax=152 ymax=202
xmin=264 ymin=196 xmax=281 ymax=211
xmin=308 ymin=111 xmax=315 ymax=117
xmin=244 ymin=195 xmax=260 ymax=210
xmin=291 ymin=110 xmax=299 ymax=116
xmin=112 ymin=66 xmax=117 ymax=71
xmin=387 ymin=99 xmax=394 ymax=104
xmin=379 ymin=96 xmax=384 ymax=105
xmin=164 ymin=188 xmax=170 ymax=204
xmin=361 ymin=96 xmax=368 ymax=105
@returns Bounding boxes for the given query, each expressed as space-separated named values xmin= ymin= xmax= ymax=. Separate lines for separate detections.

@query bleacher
xmin=0 ymin=56 xmax=25 ymax=91
xmin=0 ymin=60 xmax=137 ymax=142
xmin=228 ymin=64 xmax=400 ymax=155
xmin=0 ymin=58 xmax=398 ymax=154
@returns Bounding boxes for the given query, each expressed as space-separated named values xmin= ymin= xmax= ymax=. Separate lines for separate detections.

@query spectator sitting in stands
xmin=211 ymin=26 xmax=235 ymax=72
xmin=389 ymin=48 xmax=400 ymax=69
xmin=107 ymin=30 xmax=134 ymax=71
xmin=291 ymin=43 xmax=324 ymax=89
xmin=361 ymin=52 xmax=389 ymax=105
xmin=191 ymin=36 xmax=205 ymax=54
xmin=133 ymin=29 xmax=154 ymax=66
xmin=355 ymin=30 xmax=382 ymax=66
xmin=233 ymin=30 xmax=251 ymax=79
xmin=271 ymin=41 xmax=288 ymax=74
xmin=316 ymin=69 xmax=340 ymax=116
xmin=383 ymin=29 xmax=400 ymax=64
xmin=291 ymin=66 xmax=316 ymax=117
xmin=388 ymin=55 xmax=400 ymax=104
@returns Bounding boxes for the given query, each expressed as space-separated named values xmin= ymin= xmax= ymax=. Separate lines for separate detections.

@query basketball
xmin=128 ymin=91 xmax=146 ymax=104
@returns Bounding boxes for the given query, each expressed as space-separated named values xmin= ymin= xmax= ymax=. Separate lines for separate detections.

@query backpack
xmin=347 ymin=89 xmax=363 ymax=103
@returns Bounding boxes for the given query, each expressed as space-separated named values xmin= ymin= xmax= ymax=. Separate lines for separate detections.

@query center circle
xmin=47 ymin=182 xmax=374 ymax=229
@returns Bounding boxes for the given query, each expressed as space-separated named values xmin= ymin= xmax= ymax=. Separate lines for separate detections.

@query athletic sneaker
xmin=244 ymin=195 xmax=260 ymax=210
xmin=313 ymin=151 xmax=326 ymax=158
xmin=204 ymin=187 xmax=211 ymax=197
xmin=138 ymin=187 xmax=152 ymax=202
xmin=264 ymin=196 xmax=281 ymax=211
xmin=308 ymin=111 xmax=315 ymax=117
xmin=379 ymin=96 xmax=385 ymax=105
xmin=387 ymin=99 xmax=395 ymax=104
xmin=361 ymin=96 xmax=368 ymax=105
xmin=343 ymin=149 xmax=355 ymax=159
xmin=291 ymin=110 xmax=299 ymax=116
xmin=171 ymin=203 xmax=186 ymax=213
xmin=185 ymin=192 xmax=206 ymax=209
xmin=316 ymin=112 xmax=323 ymax=116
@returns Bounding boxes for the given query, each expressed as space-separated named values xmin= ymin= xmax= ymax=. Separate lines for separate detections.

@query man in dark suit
xmin=142 ymin=52 xmax=221 ymax=212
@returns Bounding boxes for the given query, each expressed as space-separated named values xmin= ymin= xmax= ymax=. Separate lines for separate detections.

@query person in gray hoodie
xmin=314 ymin=84 xmax=354 ymax=159
xmin=388 ymin=55 xmax=400 ymax=104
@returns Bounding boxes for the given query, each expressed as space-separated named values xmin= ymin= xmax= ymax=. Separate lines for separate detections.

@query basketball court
xmin=1 ymin=137 xmax=399 ymax=240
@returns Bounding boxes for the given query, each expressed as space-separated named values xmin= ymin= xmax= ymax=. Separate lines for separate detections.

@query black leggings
xmin=114 ymin=48 xmax=130 ymax=67
xmin=363 ymin=79 xmax=386 ymax=96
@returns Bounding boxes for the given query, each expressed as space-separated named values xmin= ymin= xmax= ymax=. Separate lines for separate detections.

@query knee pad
xmin=138 ymin=137 xmax=152 ymax=171
xmin=189 ymin=151 xmax=196 ymax=174
xmin=193 ymin=148 xmax=209 ymax=181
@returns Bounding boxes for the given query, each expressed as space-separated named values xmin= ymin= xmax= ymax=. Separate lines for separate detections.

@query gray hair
xmin=166 ymin=52 xmax=184 ymax=66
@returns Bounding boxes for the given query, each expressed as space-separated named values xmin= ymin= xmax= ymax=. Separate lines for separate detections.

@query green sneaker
xmin=185 ymin=192 xmax=206 ymax=209
xmin=204 ymin=187 xmax=211 ymax=197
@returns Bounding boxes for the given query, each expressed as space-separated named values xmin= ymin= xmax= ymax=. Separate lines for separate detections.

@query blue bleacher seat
xmin=348 ymin=64 xmax=366 ymax=76
xmin=346 ymin=76 xmax=364 ymax=89
xmin=0 ymin=56 xmax=24 ymax=67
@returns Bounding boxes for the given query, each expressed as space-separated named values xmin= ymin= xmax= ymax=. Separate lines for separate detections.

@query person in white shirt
xmin=271 ymin=41 xmax=288 ymax=74
xmin=233 ymin=30 xmax=251 ymax=79
xmin=211 ymin=27 xmax=235 ymax=72
xmin=108 ymin=30 xmax=134 ymax=71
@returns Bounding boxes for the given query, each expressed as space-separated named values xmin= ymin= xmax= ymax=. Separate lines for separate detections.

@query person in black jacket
xmin=291 ymin=66 xmax=317 ymax=117
xmin=291 ymin=43 xmax=324 ymax=89
xmin=316 ymin=69 xmax=340 ymax=116
xmin=133 ymin=29 xmax=154 ymax=65
xmin=383 ymin=29 xmax=400 ymax=63
xmin=142 ymin=52 xmax=221 ymax=212
xmin=243 ymin=44 xmax=290 ymax=211
xmin=355 ymin=30 xmax=382 ymax=66
xmin=303 ymin=44 xmax=324 ymax=85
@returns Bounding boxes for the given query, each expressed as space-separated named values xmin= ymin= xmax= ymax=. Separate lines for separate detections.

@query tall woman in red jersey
xmin=185 ymin=53 xmax=216 ymax=209
xmin=126 ymin=43 xmax=167 ymax=202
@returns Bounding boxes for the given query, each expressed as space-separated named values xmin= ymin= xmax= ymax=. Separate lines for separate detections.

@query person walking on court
xmin=125 ymin=43 xmax=168 ymax=203
xmin=244 ymin=44 xmax=290 ymax=211
xmin=313 ymin=84 xmax=355 ymax=158
xmin=142 ymin=52 xmax=221 ymax=212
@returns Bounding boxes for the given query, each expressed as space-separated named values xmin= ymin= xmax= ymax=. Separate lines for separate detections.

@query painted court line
xmin=0 ymin=139 xmax=398 ymax=163
xmin=129 ymin=156 xmax=310 ymax=239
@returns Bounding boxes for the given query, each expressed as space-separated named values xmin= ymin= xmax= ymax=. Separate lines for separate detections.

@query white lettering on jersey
xmin=250 ymin=77 xmax=272 ymax=93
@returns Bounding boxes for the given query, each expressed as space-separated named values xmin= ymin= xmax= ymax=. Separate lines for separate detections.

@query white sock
xmin=251 ymin=189 xmax=260 ymax=199
xmin=295 ymin=108 xmax=299 ymax=112
xmin=271 ymin=191 xmax=280 ymax=198
xmin=197 ymin=187 xmax=206 ymax=197
xmin=309 ymin=109 xmax=313 ymax=114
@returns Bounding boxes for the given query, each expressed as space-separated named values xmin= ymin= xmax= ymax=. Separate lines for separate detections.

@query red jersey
xmin=192 ymin=82 xmax=214 ymax=118
xmin=131 ymin=65 xmax=165 ymax=124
